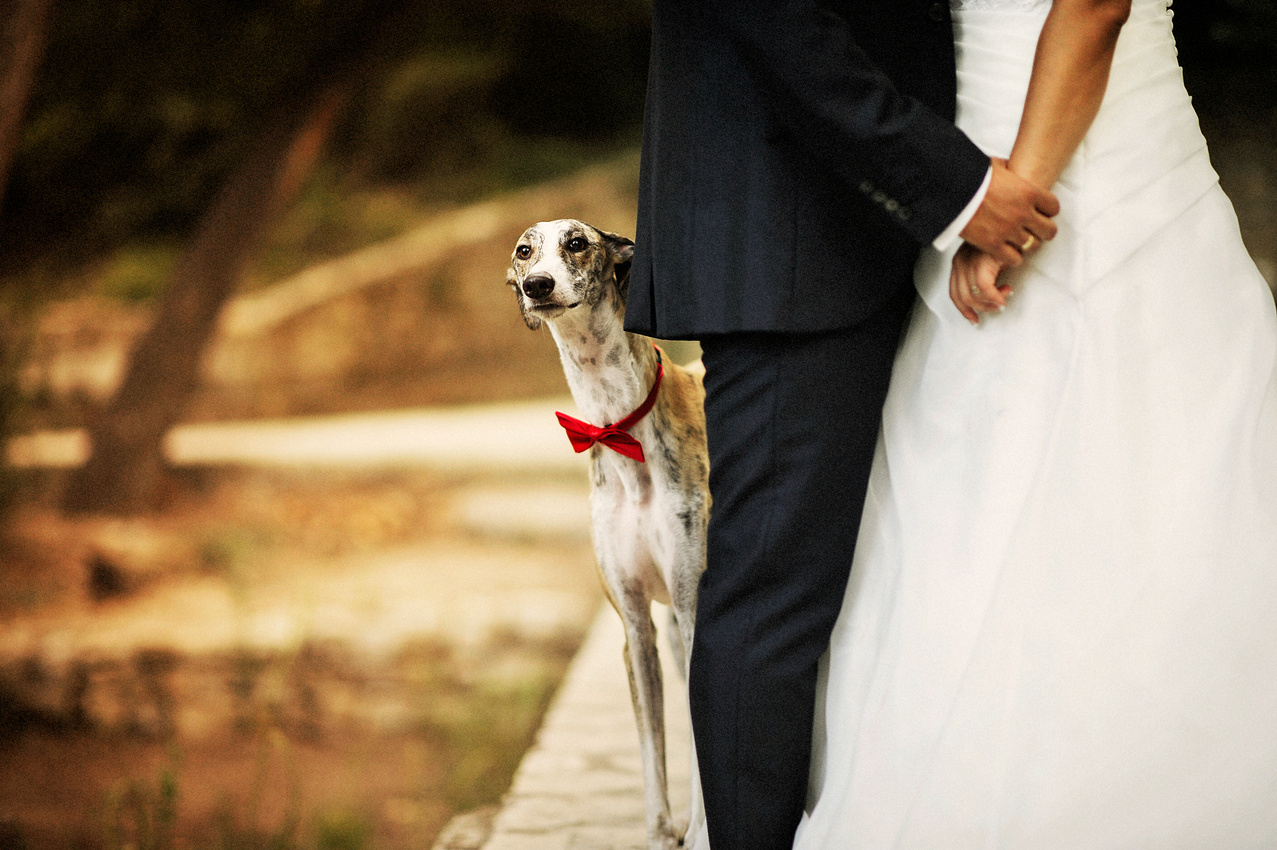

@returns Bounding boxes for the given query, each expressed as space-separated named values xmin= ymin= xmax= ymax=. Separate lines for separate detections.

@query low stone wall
xmin=0 ymin=468 xmax=601 ymax=740
xmin=1 ymin=639 xmax=413 ymax=739
xmin=1 ymin=633 xmax=571 ymax=741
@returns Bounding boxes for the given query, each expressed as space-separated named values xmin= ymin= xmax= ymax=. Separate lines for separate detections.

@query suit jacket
xmin=625 ymin=0 xmax=990 ymax=339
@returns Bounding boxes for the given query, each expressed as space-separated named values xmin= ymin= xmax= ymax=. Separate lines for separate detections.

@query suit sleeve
xmin=705 ymin=0 xmax=990 ymax=245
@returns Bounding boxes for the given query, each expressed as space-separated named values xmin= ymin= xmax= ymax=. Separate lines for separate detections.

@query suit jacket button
xmin=929 ymin=2 xmax=946 ymax=21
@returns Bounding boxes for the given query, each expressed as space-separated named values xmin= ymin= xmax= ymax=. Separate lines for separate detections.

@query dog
xmin=507 ymin=219 xmax=709 ymax=850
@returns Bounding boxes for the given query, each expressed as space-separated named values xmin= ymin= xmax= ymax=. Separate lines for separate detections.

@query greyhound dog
xmin=507 ymin=219 xmax=709 ymax=850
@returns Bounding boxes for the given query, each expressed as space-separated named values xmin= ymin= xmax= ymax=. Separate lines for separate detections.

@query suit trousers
xmin=691 ymin=287 xmax=915 ymax=850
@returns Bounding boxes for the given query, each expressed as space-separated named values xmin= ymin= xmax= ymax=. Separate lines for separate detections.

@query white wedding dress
xmin=793 ymin=0 xmax=1277 ymax=847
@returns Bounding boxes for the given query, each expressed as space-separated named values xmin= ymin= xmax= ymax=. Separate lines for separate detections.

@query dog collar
xmin=555 ymin=348 xmax=663 ymax=463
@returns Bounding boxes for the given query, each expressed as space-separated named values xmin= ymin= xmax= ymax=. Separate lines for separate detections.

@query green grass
xmin=429 ymin=674 xmax=563 ymax=812
xmin=103 ymin=749 xmax=181 ymax=850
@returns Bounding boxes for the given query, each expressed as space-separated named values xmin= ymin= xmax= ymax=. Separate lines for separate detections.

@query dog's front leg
xmin=665 ymin=600 xmax=707 ymax=850
xmin=613 ymin=587 xmax=680 ymax=850
xmin=668 ymin=533 xmax=707 ymax=848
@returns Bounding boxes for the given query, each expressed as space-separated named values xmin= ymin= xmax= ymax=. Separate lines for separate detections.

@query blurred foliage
xmin=99 ymin=734 xmax=308 ymax=850
xmin=0 ymin=0 xmax=651 ymax=285
xmin=312 ymin=811 xmax=371 ymax=850
xmin=3 ymin=0 xmax=1271 ymax=296
xmin=104 ymin=751 xmax=181 ymax=850
xmin=0 ymin=0 xmax=1268 ymax=317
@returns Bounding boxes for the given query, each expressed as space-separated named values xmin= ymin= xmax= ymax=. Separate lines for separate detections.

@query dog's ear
xmin=599 ymin=230 xmax=635 ymax=300
xmin=599 ymin=229 xmax=635 ymax=265
xmin=507 ymin=264 xmax=542 ymax=331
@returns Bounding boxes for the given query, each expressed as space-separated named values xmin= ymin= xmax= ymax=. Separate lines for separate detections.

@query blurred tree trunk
xmin=0 ymin=0 xmax=54 ymax=516
xmin=61 ymin=1 xmax=414 ymax=515
xmin=0 ymin=0 xmax=53 ymax=207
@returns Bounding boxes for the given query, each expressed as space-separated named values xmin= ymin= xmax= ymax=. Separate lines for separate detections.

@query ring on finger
xmin=1020 ymin=234 xmax=1037 ymax=253
xmin=970 ymin=283 xmax=981 ymax=298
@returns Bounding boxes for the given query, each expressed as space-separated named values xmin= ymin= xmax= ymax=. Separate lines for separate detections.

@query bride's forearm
xmin=1008 ymin=0 xmax=1132 ymax=190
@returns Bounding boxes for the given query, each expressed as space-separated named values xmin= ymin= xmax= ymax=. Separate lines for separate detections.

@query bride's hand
xmin=950 ymin=242 xmax=1010 ymax=324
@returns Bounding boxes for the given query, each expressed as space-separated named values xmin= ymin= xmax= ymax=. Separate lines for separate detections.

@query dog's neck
xmin=546 ymin=301 xmax=660 ymax=429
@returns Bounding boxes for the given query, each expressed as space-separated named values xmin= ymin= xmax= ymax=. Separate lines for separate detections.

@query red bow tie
xmin=556 ymin=353 xmax=664 ymax=463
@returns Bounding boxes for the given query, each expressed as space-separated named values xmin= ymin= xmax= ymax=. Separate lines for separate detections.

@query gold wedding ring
xmin=1020 ymin=234 xmax=1037 ymax=253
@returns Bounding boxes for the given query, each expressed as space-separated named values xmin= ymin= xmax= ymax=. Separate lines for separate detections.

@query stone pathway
xmin=479 ymin=605 xmax=693 ymax=850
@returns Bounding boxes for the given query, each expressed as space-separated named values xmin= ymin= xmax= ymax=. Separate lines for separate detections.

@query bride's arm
xmin=951 ymin=0 xmax=1132 ymax=322
xmin=1009 ymin=0 xmax=1133 ymax=189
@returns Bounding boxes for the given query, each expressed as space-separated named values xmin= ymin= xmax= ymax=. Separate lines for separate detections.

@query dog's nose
xmin=522 ymin=273 xmax=555 ymax=300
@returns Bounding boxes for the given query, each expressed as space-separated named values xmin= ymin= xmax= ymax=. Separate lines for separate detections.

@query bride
xmin=794 ymin=0 xmax=1277 ymax=847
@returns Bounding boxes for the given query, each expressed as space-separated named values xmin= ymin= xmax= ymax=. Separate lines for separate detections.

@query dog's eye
xmin=566 ymin=237 xmax=588 ymax=252
xmin=515 ymin=245 xmax=532 ymax=260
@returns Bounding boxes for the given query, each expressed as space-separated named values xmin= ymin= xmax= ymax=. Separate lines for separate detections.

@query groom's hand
xmin=961 ymin=158 xmax=1060 ymax=268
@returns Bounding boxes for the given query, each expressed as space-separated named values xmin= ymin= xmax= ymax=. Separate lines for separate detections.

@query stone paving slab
xmin=482 ymin=605 xmax=693 ymax=850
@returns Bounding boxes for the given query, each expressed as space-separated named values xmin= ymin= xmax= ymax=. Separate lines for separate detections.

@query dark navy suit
xmin=624 ymin=2 xmax=989 ymax=848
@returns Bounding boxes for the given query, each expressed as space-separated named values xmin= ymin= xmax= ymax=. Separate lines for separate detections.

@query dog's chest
xmin=590 ymin=441 xmax=654 ymax=507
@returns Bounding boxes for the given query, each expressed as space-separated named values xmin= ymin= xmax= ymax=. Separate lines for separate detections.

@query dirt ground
xmin=0 ymin=464 xmax=602 ymax=850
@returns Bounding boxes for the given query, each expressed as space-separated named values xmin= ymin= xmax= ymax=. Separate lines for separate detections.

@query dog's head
xmin=506 ymin=219 xmax=635 ymax=330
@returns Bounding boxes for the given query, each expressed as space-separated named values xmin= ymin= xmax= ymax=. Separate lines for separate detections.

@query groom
xmin=625 ymin=1 xmax=1059 ymax=849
